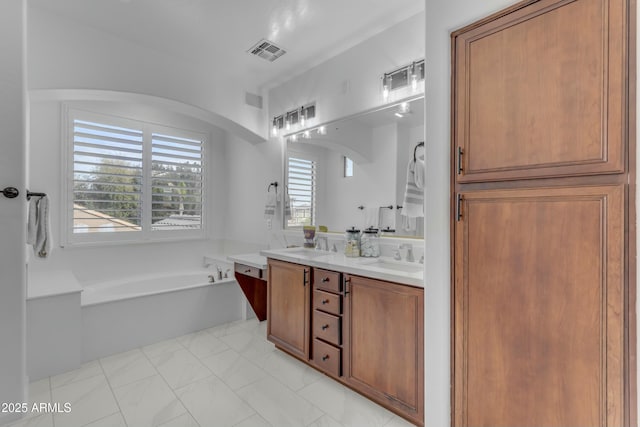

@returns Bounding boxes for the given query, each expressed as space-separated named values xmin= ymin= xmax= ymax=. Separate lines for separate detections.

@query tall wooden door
xmin=267 ymin=259 xmax=310 ymax=360
xmin=454 ymin=185 xmax=625 ymax=426
xmin=343 ymin=274 xmax=424 ymax=426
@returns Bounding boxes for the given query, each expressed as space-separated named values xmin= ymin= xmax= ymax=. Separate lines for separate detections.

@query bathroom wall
xmin=27 ymin=5 xmax=265 ymax=141
xmin=423 ymin=1 xmax=536 ymax=426
xmin=27 ymin=99 xmax=230 ymax=284
xmin=0 ymin=1 xmax=27 ymax=423
xmin=222 ymin=11 xmax=425 ymax=250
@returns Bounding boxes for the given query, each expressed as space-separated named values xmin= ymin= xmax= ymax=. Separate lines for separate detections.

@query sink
xmin=283 ymin=248 xmax=331 ymax=259
xmin=360 ymin=258 xmax=423 ymax=274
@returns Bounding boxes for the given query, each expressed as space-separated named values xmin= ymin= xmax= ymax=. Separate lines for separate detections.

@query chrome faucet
xmin=399 ymin=243 xmax=414 ymax=262
xmin=207 ymin=275 xmax=215 ymax=283
xmin=316 ymin=236 xmax=329 ymax=251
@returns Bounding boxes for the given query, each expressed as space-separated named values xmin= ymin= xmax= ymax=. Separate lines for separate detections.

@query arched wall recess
xmin=29 ymin=89 xmax=266 ymax=144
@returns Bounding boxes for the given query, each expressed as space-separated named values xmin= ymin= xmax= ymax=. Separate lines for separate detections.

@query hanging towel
xmin=264 ymin=191 xmax=277 ymax=219
xmin=401 ymin=157 xmax=425 ymax=231
xmin=284 ymin=191 xmax=292 ymax=221
xmin=27 ymin=196 xmax=51 ymax=258
xmin=362 ymin=207 xmax=378 ymax=230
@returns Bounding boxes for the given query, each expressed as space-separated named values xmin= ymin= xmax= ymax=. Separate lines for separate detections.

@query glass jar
xmin=344 ymin=227 xmax=361 ymax=257
xmin=360 ymin=227 xmax=380 ymax=257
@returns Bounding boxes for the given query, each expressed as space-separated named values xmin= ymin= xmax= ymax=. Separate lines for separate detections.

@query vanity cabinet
xmin=267 ymin=259 xmax=310 ymax=360
xmin=343 ymin=274 xmax=424 ymax=426
xmin=266 ymin=258 xmax=424 ymax=426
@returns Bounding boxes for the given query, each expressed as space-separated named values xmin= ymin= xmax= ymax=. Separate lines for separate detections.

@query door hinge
xmin=457 ymin=147 xmax=463 ymax=175
xmin=456 ymin=193 xmax=463 ymax=221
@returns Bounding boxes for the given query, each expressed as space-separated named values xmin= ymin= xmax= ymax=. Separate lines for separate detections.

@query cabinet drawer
xmin=313 ymin=338 xmax=341 ymax=377
xmin=313 ymin=290 xmax=342 ymax=315
xmin=313 ymin=310 xmax=341 ymax=346
xmin=235 ymin=263 xmax=263 ymax=280
xmin=313 ymin=269 xmax=341 ymax=293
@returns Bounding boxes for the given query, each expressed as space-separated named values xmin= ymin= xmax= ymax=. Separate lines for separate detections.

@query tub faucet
xmin=208 ymin=275 xmax=215 ymax=283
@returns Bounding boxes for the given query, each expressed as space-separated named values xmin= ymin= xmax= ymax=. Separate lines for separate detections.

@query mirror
xmin=284 ymin=96 xmax=424 ymax=238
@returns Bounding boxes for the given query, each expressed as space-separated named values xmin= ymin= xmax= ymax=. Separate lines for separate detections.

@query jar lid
xmin=363 ymin=227 xmax=379 ymax=234
xmin=346 ymin=226 xmax=360 ymax=233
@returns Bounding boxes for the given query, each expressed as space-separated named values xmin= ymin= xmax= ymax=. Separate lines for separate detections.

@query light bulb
xmin=382 ymin=74 xmax=390 ymax=102
xmin=318 ymin=126 xmax=326 ymax=135
xmin=300 ymin=106 xmax=306 ymax=127
xmin=303 ymin=130 xmax=310 ymax=138
xmin=399 ymin=102 xmax=410 ymax=113
xmin=291 ymin=134 xmax=297 ymax=142
xmin=285 ymin=118 xmax=291 ymax=131
xmin=410 ymin=62 xmax=418 ymax=92
xmin=271 ymin=119 xmax=278 ymax=137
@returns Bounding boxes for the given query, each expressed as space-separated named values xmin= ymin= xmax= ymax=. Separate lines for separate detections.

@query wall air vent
xmin=247 ymin=39 xmax=286 ymax=62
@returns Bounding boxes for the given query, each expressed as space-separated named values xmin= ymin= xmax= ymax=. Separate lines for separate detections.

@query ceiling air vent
xmin=247 ymin=39 xmax=286 ymax=62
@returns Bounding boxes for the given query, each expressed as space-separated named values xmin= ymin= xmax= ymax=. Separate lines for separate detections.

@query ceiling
xmin=29 ymin=0 xmax=424 ymax=90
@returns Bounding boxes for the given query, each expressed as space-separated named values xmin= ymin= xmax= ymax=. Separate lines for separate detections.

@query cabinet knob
xmin=321 ymin=299 xmax=329 ymax=305
xmin=244 ymin=269 xmax=251 ymax=273
xmin=321 ymin=277 xmax=330 ymax=283
xmin=321 ymin=324 xmax=329 ymax=330
xmin=322 ymin=355 xmax=330 ymax=361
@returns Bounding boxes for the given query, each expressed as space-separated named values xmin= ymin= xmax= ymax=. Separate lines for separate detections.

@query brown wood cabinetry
xmin=267 ymin=259 xmax=425 ymax=426
xmin=453 ymin=0 xmax=627 ymax=183
xmin=451 ymin=0 xmax=634 ymax=425
xmin=454 ymin=185 xmax=625 ymax=426
xmin=267 ymin=259 xmax=310 ymax=360
xmin=343 ymin=274 xmax=424 ymax=426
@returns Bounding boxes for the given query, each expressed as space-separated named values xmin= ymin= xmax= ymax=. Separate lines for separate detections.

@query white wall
xmin=0 ymin=0 xmax=27 ymax=424
xmin=27 ymin=6 xmax=265 ymax=142
xmin=27 ymin=99 xmax=230 ymax=284
xmin=268 ymin=11 xmax=425 ymax=129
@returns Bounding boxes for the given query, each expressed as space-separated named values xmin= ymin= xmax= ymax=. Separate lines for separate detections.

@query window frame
xmin=62 ymin=107 xmax=208 ymax=247
xmin=285 ymin=150 xmax=317 ymax=229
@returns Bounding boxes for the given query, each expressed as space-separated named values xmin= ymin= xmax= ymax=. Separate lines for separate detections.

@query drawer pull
xmin=321 ymin=277 xmax=330 ymax=283
xmin=244 ymin=269 xmax=251 ymax=273
xmin=321 ymin=324 xmax=329 ymax=330
xmin=321 ymin=299 xmax=330 ymax=305
xmin=322 ymin=355 xmax=330 ymax=361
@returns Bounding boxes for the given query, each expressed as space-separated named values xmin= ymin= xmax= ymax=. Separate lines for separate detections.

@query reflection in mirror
xmin=284 ymin=96 xmax=424 ymax=238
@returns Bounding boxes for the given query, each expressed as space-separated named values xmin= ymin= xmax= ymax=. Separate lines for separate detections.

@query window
xmin=66 ymin=109 xmax=205 ymax=244
xmin=343 ymin=156 xmax=354 ymax=177
xmin=286 ymin=155 xmax=316 ymax=227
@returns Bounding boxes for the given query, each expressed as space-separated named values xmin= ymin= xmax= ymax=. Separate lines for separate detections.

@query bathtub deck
xmin=10 ymin=319 xmax=411 ymax=427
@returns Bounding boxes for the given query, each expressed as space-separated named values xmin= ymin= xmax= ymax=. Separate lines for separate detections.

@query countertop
xmin=260 ymin=247 xmax=424 ymax=288
xmin=227 ymin=253 xmax=268 ymax=270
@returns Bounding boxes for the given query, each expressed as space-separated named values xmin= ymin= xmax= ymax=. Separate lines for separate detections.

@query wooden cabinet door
xmin=453 ymin=0 xmax=627 ymax=182
xmin=343 ymin=275 xmax=424 ymax=426
xmin=453 ymin=185 xmax=625 ymax=426
xmin=267 ymin=259 xmax=310 ymax=360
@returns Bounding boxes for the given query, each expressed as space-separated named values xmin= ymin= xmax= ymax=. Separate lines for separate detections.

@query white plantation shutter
xmin=287 ymin=156 xmax=316 ymax=227
xmin=66 ymin=109 xmax=207 ymax=244
xmin=72 ymin=119 xmax=143 ymax=233
xmin=151 ymin=133 xmax=203 ymax=230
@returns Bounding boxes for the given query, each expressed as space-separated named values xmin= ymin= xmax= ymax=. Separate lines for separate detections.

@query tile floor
xmin=5 ymin=319 xmax=415 ymax=427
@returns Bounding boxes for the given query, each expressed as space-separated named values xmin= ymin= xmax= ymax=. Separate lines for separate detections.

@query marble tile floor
xmin=4 ymin=319 xmax=415 ymax=427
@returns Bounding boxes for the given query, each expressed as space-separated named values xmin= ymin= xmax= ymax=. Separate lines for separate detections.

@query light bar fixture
xmin=271 ymin=102 xmax=316 ymax=138
xmin=381 ymin=59 xmax=425 ymax=102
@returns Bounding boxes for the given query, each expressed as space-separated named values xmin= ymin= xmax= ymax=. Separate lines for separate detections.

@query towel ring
xmin=267 ymin=182 xmax=278 ymax=192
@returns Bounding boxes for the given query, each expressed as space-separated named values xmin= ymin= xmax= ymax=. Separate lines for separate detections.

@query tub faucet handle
xmin=208 ymin=275 xmax=215 ymax=283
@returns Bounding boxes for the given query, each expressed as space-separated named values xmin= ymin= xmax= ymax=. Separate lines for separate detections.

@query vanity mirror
xmin=283 ymin=95 xmax=424 ymax=238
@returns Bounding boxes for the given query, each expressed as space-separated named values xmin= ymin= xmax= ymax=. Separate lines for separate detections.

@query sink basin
xmin=360 ymin=258 xmax=423 ymax=274
xmin=283 ymin=248 xmax=331 ymax=259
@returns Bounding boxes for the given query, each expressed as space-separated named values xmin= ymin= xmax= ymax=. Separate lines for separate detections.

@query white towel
xmin=284 ymin=192 xmax=291 ymax=221
xmin=400 ymin=158 xmax=425 ymax=231
xmin=362 ymin=207 xmax=378 ymax=229
xmin=27 ymin=196 xmax=51 ymax=258
xmin=264 ymin=192 xmax=277 ymax=219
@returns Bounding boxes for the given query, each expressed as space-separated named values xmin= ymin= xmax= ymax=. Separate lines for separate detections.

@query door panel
xmin=453 ymin=185 xmax=624 ymax=426
xmin=453 ymin=0 xmax=626 ymax=182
